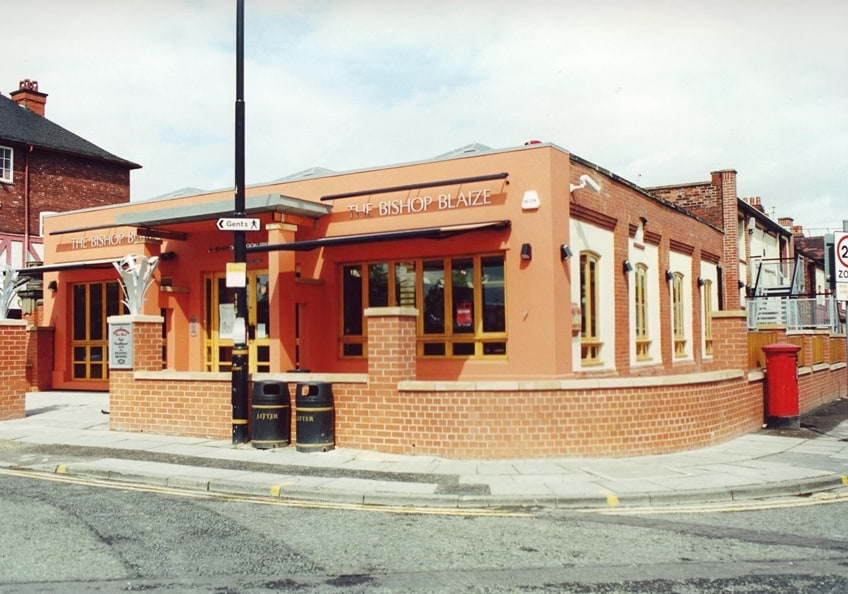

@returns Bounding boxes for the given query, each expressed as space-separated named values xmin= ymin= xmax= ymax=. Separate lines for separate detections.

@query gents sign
xmin=346 ymin=189 xmax=493 ymax=219
xmin=217 ymin=217 xmax=261 ymax=231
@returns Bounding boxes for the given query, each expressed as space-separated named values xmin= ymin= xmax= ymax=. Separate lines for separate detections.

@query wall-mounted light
xmin=560 ymin=244 xmax=573 ymax=260
xmin=697 ymin=277 xmax=705 ymax=287
xmin=623 ymin=260 xmax=634 ymax=273
xmin=747 ymin=218 xmax=756 ymax=234
xmin=569 ymin=174 xmax=602 ymax=194
xmin=738 ymin=280 xmax=746 ymax=289
xmin=665 ymin=270 xmax=674 ymax=281
xmin=47 ymin=280 xmax=58 ymax=292
xmin=520 ymin=243 xmax=533 ymax=261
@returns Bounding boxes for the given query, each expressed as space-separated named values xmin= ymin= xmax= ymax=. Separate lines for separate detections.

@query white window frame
xmin=0 ymin=145 xmax=13 ymax=184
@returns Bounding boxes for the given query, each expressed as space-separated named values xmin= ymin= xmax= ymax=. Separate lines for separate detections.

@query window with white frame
xmin=0 ymin=146 xmax=12 ymax=184
xmin=672 ymin=272 xmax=686 ymax=358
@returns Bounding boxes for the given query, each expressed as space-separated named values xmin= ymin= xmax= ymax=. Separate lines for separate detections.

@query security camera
xmin=569 ymin=174 xmax=602 ymax=194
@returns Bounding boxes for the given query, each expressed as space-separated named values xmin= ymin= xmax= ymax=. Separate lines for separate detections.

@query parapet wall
xmin=105 ymin=309 xmax=848 ymax=458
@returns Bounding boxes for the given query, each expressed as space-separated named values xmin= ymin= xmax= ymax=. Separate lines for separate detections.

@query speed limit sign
xmin=835 ymin=232 xmax=848 ymax=301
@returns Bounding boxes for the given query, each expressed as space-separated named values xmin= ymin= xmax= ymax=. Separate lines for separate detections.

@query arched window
xmin=635 ymin=264 xmax=650 ymax=360
xmin=703 ymin=279 xmax=713 ymax=356
xmin=580 ymin=252 xmax=602 ymax=364
xmin=672 ymin=272 xmax=686 ymax=358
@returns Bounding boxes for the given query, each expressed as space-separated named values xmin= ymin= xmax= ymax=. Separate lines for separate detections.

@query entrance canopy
xmin=48 ymin=193 xmax=332 ymax=238
xmin=247 ymin=220 xmax=511 ymax=253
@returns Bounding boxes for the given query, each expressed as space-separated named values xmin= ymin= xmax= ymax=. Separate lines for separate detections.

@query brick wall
xmin=649 ymin=182 xmax=722 ymax=228
xmin=108 ymin=316 xmax=231 ymax=440
xmin=0 ymin=144 xmax=130 ymax=237
xmin=332 ymin=377 xmax=763 ymax=458
xmin=569 ymin=161 xmax=725 ymax=377
xmin=25 ymin=326 xmax=54 ymax=391
xmin=0 ymin=320 xmax=28 ymax=420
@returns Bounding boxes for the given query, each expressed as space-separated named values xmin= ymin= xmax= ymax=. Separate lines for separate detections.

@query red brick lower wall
xmin=332 ymin=377 xmax=764 ymax=459
xmin=0 ymin=322 xmax=28 ymax=421
xmin=797 ymin=366 xmax=848 ymax=414
xmin=109 ymin=371 xmax=231 ymax=439
xmin=26 ymin=327 xmax=54 ymax=392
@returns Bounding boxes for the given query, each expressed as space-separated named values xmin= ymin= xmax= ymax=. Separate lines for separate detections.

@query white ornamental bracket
xmin=0 ymin=265 xmax=27 ymax=319
xmin=113 ymin=254 xmax=160 ymax=316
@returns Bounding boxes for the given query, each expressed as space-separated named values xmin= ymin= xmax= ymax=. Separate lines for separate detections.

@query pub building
xmin=25 ymin=141 xmax=844 ymax=459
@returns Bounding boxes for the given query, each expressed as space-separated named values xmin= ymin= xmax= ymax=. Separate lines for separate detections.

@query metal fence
xmin=747 ymin=296 xmax=842 ymax=333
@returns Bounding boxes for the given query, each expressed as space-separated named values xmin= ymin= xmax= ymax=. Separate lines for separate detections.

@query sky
xmin=3 ymin=0 xmax=846 ymax=233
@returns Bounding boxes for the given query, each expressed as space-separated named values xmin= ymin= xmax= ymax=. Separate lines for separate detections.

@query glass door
xmin=204 ymin=270 xmax=271 ymax=373
xmin=71 ymin=281 xmax=126 ymax=380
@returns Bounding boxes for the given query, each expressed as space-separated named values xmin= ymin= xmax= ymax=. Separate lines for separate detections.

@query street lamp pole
xmin=232 ymin=0 xmax=249 ymax=444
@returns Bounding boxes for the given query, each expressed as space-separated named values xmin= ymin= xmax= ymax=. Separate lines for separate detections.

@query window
xmin=340 ymin=254 xmax=506 ymax=358
xmin=634 ymin=264 xmax=650 ymax=360
xmin=580 ymin=252 xmax=602 ymax=364
xmin=703 ymin=279 xmax=713 ymax=356
xmin=0 ymin=145 xmax=12 ymax=184
xmin=672 ymin=272 xmax=686 ymax=358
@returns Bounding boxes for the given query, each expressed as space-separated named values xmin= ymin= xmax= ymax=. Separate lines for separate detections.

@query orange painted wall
xmin=41 ymin=144 xmax=725 ymax=389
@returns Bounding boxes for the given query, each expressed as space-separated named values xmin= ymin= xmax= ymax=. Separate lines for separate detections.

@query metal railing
xmin=750 ymin=256 xmax=803 ymax=296
xmin=747 ymin=296 xmax=842 ymax=333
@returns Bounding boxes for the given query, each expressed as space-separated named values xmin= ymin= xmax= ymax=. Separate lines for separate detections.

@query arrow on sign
xmin=217 ymin=217 xmax=261 ymax=231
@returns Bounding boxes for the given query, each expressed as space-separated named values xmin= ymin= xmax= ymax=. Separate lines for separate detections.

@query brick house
xmin=0 ymin=79 xmax=140 ymax=270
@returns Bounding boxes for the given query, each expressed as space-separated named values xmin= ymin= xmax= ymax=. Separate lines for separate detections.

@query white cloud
xmin=2 ymin=0 xmax=846 ymax=230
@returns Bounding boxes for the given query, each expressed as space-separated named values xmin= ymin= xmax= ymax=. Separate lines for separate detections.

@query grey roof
xmin=153 ymin=186 xmax=206 ymax=199
xmin=0 ymin=93 xmax=140 ymax=169
xmin=432 ymin=143 xmax=492 ymax=159
xmin=273 ymin=166 xmax=336 ymax=182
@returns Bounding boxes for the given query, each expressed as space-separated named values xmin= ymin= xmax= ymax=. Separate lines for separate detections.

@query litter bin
xmin=251 ymin=380 xmax=291 ymax=449
xmin=762 ymin=342 xmax=802 ymax=429
xmin=295 ymin=382 xmax=334 ymax=453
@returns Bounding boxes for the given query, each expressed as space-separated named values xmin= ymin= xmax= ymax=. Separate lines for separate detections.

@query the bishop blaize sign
xmin=217 ymin=217 xmax=261 ymax=231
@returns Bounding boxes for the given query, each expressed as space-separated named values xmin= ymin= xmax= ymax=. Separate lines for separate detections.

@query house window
xmin=703 ymin=279 xmax=713 ymax=356
xmin=635 ymin=264 xmax=650 ymax=360
xmin=0 ymin=145 xmax=12 ymax=184
xmin=340 ymin=254 xmax=506 ymax=358
xmin=672 ymin=272 xmax=686 ymax=358
xmin=580 ymin=252 xmax=602 ymax=364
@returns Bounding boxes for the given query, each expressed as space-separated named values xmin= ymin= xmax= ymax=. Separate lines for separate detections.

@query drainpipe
xmin=23 ymin=145 xmax=33 ymax=265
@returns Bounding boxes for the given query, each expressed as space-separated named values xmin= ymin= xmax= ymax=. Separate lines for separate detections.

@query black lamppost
xmin=232 ymin=0 xmax=249 ymax=444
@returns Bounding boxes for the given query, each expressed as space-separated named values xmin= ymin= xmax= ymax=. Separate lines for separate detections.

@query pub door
xmin=203 ymin=271 xmax=271 ymax=373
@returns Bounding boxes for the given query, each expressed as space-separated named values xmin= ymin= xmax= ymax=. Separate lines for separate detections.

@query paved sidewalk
xmin=1 ymin=392 xmax=847 ymax=509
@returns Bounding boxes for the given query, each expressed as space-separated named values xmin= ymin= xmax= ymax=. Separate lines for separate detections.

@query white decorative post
xmin=113 ymin=254 xmax=160 ymax=315
xmin=0 ymin=265 xmax=27 ymax=319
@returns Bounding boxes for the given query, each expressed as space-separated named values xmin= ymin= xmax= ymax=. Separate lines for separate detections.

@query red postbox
xmin=762 ymin=342 xmax=802 ymax=429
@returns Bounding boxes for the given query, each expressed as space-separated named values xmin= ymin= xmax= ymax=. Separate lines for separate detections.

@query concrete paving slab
xmin=580 ymin=464 xmax=688 ymax=480
xmin=475 ymin=462 xmax=519 ymax=475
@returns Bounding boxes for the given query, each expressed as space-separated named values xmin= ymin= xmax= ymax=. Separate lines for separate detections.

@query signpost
xmin=231 ymin=0 xmax=249 ymax=445
xmin=835 ymin=232 xmax=848 ymax=302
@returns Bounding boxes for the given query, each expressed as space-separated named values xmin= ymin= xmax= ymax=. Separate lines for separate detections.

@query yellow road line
xmin=0 ymin=467 xmax=531 ymax=518
xmin=598 ymin=487 xmax=620 ymax=506
xmin=581 ymin=491 xmax=848 ymax=515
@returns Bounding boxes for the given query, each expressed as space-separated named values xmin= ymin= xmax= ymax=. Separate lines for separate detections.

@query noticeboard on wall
xmin=108 ymin=321 xmax=133 ymax=369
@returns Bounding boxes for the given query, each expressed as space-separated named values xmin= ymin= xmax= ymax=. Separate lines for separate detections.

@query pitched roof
xmin=795 ymin=235 xmax=825 ymax=263
xmin=0 ymin=93 xmax=140 ymax=169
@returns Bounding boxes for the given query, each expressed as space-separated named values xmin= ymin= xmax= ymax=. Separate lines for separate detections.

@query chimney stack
xmin=778 ymin=217 xmax=794 ymax=228
xmin=10 ymin=79 xmax=47 ymax=117
xmin=792 ymin=224 xmax=804 ymax=236
xmin=743 ymin=196 xmax=765 ymax=213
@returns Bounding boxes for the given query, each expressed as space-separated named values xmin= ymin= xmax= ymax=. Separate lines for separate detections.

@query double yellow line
xmin=0 ymin=467 xmax=531 ymax=518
